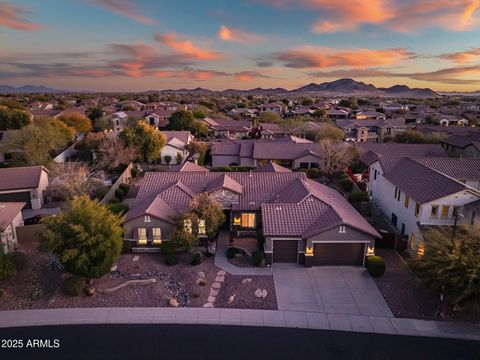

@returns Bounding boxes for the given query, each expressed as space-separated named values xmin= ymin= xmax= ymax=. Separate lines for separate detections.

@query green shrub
xmin=114 ymin=188 xmax=125 ymax=201
xmin=131 ymin=166 xmax=139 ymax=178
xmin=366 ymin=256 xmax=386 ymax=277
xmin=92 ymin=186 xmax=109 ymax=201
xmin=339 ymin=178 xmax=353 ymax=192
xmin=122 ymin=241 xmax=133 ymax=253
xmin=6 ymin=251 xmax=27 ymax=270
xmin=227 ymin=247 xmax=240 ymax=259
xmin=307 ymin=168 xmax=320 ymax=179
xmin=0 ymin=248 xmax=16 ymax=279
xmin=165 ymin=253 xmax=179 ymax=266
xmin=108 ymin=197 xmax=120 ymax=204
xmin=62 ymin=275 xmax=86 ymax=296
xmin=334 ymin=171 xmax=348 ymax=179
xmin=106 ymin=203 xmax=129 ymax=215
xmin=252 ymin=250 xmax=264 ymax=267
xmin=348 ymin=192 xmax=369 ymax=203
xmin=119 ymin=183 xmax=130 ymax=195
xmin=160 ymin=242 xmax=175 ymax=255
xmin=190 ymin=252 xmax=202 ymax=266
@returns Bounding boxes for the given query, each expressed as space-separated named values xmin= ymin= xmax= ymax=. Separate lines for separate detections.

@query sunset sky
xmin=1 ymin=0 xmax=480 ymax=92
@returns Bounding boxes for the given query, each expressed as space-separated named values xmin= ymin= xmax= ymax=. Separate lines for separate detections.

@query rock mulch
xmin=374 ymin=249 xmax=441 ymax=320
xmin=215 ymin=274 xmax=277 ymax=310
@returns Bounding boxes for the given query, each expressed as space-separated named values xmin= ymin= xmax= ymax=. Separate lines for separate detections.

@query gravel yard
xmin=1 ymin=242 xmax=277 ymax=311
xmin=374 ymin=249 xmax=441 ymax=320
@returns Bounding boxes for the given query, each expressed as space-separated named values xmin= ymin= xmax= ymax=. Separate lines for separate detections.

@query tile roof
xmin=162 ymin=131 xmax=191 ymax=145
xmin=124 ymin=194 xmax=177 ymax=223
xmin=0 ymin=166 xmax=47 ymax=191
xmin=0 ymin=202 xmax=25 ymax=229
xmin=441 ymin=135 xmax=480 ymax=150
xmin=358 ymin=143 xmax=447 ymax=165
xmin=167 ymin=162 xmax=209 ymax=172
xmin=128 ymin=171 xmax=379 ymax=240
xmin=253 ymin=162 xmax=292 ymax=173
xmin=383 ymin=158 xmax=467 ymax=204
xmin=204 ymin=174 xmax=243 ymax=194
xmin=412 ymin=157 xmax=480 ymax=181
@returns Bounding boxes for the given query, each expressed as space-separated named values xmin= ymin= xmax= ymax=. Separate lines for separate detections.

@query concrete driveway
xmin=273 ymin=265 xmax=393 ymax=317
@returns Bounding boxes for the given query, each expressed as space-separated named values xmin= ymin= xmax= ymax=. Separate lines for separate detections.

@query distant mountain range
xmin=1 ymin=79 xmax=475 ymax=98
xmin=160 ymin=79 xmax=441 ymax=98
xmin=0 ymin=85 xmax=64 ymax=93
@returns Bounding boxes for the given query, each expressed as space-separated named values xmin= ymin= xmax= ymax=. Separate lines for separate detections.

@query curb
xmin=1 ymin=307 xmax=479 ymax=341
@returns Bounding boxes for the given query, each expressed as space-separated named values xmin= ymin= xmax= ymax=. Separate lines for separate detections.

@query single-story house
xmin=124 ymin=171 xmax=380 ymax=266
xmin=0 ymin=202 xmax=25 ymax=253
xmin=0 ymin=166 xmax=49 ymax=210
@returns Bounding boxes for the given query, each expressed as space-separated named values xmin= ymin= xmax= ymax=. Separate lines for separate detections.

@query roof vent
xmin=275 ymin=206 xmax=282 ymax=211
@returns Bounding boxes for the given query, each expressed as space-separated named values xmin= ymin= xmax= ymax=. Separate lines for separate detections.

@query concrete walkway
xmin=214 ymin=231 xmax=272 ymax=276
xmin=0 ymin=307 xmax=479 ymax=341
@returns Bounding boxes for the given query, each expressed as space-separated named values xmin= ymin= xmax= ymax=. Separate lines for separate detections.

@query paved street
xmin=273 ymin=264 xmax=393 ymax=317
xmin=1 ymin=324 xmax=478 ymax=360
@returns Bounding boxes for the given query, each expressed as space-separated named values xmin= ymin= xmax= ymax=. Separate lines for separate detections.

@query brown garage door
xmin=273 ymin=240 xmax=298 ymax=263
xmin=0 ymin=191 xmax=31 ymax=209
xmin=313 ymin=243 xmax=366 ymax=266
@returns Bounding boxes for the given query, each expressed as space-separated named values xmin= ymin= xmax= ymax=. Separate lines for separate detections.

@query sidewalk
xmin=0 ymin=307 xmax=479 ymax=341
xmin=214 ymin=231 xmax=272 ymax=276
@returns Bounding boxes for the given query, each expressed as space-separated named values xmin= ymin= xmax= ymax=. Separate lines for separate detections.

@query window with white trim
xmin=137 ymin=228 xmax=147 ymax=245
xmin=339 ymin=225 xmax=346 ymax=233
xmin=144 ymin=215 xmax=151 ymax=223
xmin=198 ymin=219 xmax=206 ymax=235
xmin=184 ymin=219 xmax=192 ymax=233
xmin=152 ymin=228 xmax=161 ymax=244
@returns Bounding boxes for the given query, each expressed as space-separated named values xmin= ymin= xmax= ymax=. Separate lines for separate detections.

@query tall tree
xmin=39 ymin=196 xmax=123 ymax=282
xmin=97 ymin=137 xmax=135 ymax=171
xmin=59 ymin=113 xmax=92 ymax=133
xmin=185 ymin=193 xmax=225 ymax=240
xmin=120 ymin=121 xmax=166 ymax=163
xmin=5 ymin=118 xmax=75 ymax=165
xmin=317 ymin=139 xmax=357 ymax=175
xmin=0 ymin=105 xmax=30 ymax=130
xmin=167 ymin=110 xmax=195 ymax=131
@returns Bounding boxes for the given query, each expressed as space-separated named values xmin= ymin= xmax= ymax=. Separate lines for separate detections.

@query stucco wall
xmin=212 ymin=155 xmax=241 ymax=167
xmin=124 ymin=216 xmax=175 ymax=241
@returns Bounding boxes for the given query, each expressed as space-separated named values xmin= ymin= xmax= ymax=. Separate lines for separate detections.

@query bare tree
xmin=97 ymin=137 xmax=135 ymax=171
xmin=48 ymin=162 xmax=103 ymax=200
xmin=317 ymin=139 xmax=358 ymax=175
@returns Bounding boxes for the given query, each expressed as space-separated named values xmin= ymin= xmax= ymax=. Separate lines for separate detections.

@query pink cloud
xmin=218 ymin=25 xmax=264 ymax=43
xmin=438 ymin=48 xmax=480 ymax=63
xmin=92 ymin=0 xmax=156 ymax=25
xmin=256 ymin=0 xmax=480 ymax=33
xmin=155 ymin=33 xmax=222 ymax=60
xmin=0 ymin=3 xmax=43 ymax=31
xmin=273 ymin=46 xmax=414 ymax=68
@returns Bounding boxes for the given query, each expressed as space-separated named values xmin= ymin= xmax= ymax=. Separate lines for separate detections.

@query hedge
xmin=106 ymin=203 xmax=129 ymax=215
xmin=190 ymin=252 xmax=202 ymax=266
xmin=252 ymin=250 xmax=264 ymax=267
xmin=166 ymin=253 xmax=179 ymax=266
xmin=307 ymin=168 xmax=320 ymax=179
xmin=348 ymin=192 xmax=369 ymax=203
xmin=339 ymin=178 xmax=354 ymax=192
xmin=114 ymin=188 xmax=125 ymax=201
xmin=227 ymin=247 xmax=241 ymax=259
xmin=118 ymin=183 xmax=130 ymax=195
xmin=366 ymin=256 xmax=386 ymax=277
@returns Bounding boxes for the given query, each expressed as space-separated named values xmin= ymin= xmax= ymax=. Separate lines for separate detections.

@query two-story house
xmin=367 ymin=157 xmax=480 ymax=255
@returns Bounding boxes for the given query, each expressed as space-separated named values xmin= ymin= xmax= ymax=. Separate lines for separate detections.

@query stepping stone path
xmin=202 ymin=270 xmax=226 ymax=308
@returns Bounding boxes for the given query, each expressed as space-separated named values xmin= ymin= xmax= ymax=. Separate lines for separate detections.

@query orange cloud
xmin=0 ymin=3 xmax=43 ymax=31
xmin=155 ymin=33 xmax=222 ymax=60
xmin=153 ymin=68 xmax=229 ymax=81
xmin=438 ymin=48 xmax=480 ymax=63
xmin=92 ymin=0 xmax=156 ymax=25
xmin=257 ymin=0 xmax=480 ymax=33
xmin=218 ymin=25 xmax=264 ymax=44
xmin=273 ymin=46 xmax=413 ymax=68
xmin=233 ymin=71 xmax=269 ymax=81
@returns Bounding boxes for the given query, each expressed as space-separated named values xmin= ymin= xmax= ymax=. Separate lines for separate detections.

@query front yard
xmin=0 ymin=240 xmax=276 ymax=311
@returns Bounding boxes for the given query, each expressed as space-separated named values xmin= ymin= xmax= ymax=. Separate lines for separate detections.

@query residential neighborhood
xmin=1 ymin=0 xmax=480 ymax=358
